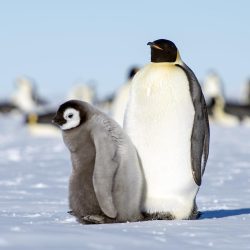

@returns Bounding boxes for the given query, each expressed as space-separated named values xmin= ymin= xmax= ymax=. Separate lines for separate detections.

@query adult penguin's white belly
xmin=125 ymin=63 xmax=198 ymax=219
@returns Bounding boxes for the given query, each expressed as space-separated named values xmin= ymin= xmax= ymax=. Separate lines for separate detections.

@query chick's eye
xmin=68 ymin=114 xmax=73 ymax=119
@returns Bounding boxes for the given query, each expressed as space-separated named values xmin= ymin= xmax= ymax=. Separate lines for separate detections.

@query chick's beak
xmin=52 ymin=115 xmax=65 ymax=126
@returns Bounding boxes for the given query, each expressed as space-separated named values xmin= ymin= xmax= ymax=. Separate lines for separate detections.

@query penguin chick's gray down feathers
xmin=53 ymin=100 xmax=144 ymax=224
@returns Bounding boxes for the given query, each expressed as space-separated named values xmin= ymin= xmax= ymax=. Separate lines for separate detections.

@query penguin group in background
xmin=203 ymin=72 xmax=250 ymax=126
xmin=112 ymin=67 xmax=139 ymax=126
xmin=0 ymin=76 xmax=47 ymax=115
xmin=53 ymin=100 xmax=144 ymax=224
xmin=125 ymin=39 xmax=210 ymax=220
xmin=24 ymin=82 xmax=97 ymax=137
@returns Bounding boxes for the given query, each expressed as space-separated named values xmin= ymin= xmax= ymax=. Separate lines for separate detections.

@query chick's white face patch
xmin=61 ymin=108 xmax=80 ymax=130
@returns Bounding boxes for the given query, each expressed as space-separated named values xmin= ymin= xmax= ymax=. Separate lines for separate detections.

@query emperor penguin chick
xmin=53 ymin=100 xmax=144 ymax=224
xmin=124 ymin=39 xmax=210 ymax=220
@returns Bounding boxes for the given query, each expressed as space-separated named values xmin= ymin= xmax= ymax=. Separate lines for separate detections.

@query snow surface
xmin=0 ymin=115 xmax=250 ymax=250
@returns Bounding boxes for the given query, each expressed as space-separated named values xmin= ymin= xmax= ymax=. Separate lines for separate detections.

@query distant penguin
xmin=223 ymin=100 xmax=250 ymax=124
xmin=204 ymin=75 xmax=250 ymax=125
xmin=112 ymin=67 xmax=139 ymax=126
xmin=11 ymin=76 xmax=46 ymax=112
xmin=25 ymin=111 xmax=60 ymax=137
xmin=207 ymin=96 xmax=240 ymax=126
xmin=202 ymin=71 xmax=224 ymax=103
xmin=67 ymin=83 xmax=95 ymax=104
xmin=53 ymin=100 xmax=144 ymax=224
xmin=124 ymin=39 xmax=210 ymax=220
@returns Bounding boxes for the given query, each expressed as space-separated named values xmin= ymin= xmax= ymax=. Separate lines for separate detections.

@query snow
xmin=0 ymin=115 xmax=250 ymax=250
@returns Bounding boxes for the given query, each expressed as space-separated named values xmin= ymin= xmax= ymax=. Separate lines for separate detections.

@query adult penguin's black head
xmin=147 ymin=39 xmax=178 ymax=63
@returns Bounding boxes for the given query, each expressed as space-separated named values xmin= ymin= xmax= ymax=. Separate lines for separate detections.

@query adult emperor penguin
xmin=124 ymin=39 xmax=210 ymax=220
xmin=53 ymin=100 xmax=144 ymax=224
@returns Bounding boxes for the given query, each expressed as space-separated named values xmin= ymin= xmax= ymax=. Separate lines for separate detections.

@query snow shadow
xmin=200 ymin=208 xmax=250 ymax=219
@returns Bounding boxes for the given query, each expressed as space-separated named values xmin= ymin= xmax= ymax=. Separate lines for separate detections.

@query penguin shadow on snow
xmin=200 ymin=208 xmax=250 ymax=219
